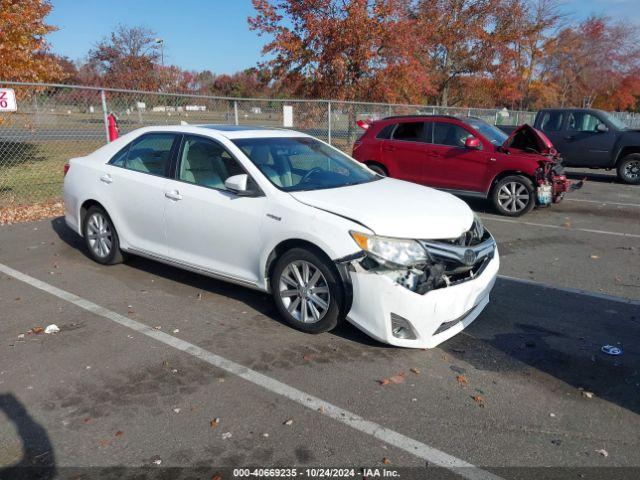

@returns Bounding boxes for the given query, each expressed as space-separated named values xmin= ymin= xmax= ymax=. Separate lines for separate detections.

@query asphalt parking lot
xmin=1 ymin=168 xmax=639 ymax=479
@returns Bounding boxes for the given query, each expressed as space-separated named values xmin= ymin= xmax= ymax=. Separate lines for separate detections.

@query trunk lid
xmin=289 ymin=178 xmax=475 ymax=240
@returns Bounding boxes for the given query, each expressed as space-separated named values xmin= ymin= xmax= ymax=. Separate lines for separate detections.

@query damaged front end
xmin=503 ymin=124 xmax=582 ymax=205
xmin=341 ymin=218 xmax=496 ymax=296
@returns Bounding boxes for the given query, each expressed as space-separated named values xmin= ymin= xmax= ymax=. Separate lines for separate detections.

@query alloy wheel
xmin=86 ymin=212 xmax=113 ymax=258
xmin=278 ymin=260 xmax=330 ymax=324
xmin=624 ymin=160 xmax=640 ymax=181
xmin=497 ymin=181 xmax=530 ymax=213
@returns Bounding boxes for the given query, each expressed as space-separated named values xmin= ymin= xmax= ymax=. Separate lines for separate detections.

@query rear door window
xmin=124 ymin=133 xmax=177 ymax=176
xmin=539 ymin=112 xmax=564 ymax=132
xmin=391 ymin=122 xmax=426 ymax=142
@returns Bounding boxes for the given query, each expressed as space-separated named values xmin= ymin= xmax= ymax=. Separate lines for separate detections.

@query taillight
xmin=63 ymin=163 xmax=70 ymax=176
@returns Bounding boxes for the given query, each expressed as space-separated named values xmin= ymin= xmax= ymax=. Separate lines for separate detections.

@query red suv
xmin=352 ymin=115 xmax=571 ymax=216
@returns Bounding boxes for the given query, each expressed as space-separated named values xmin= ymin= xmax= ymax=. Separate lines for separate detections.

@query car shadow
xmin=49 ymin=217 xmax=390 ymax=349
xmin=50 ymin=217 xmax=640 ymax=414
xmin=564 ymin=169 xmax=619 ymax=184
xmin=0 ymin=394 xmax=56 ymax=480
xmin=441 ymin=277 xmax=640 ymax=415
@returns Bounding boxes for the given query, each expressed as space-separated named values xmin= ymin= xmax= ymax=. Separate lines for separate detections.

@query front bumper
xmin=345 ymin=249 xmax=499 ymax=348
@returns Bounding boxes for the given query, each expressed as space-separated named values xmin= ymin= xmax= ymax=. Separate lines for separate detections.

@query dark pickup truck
xmin=529 ymin=108 xmax=640 ymax=184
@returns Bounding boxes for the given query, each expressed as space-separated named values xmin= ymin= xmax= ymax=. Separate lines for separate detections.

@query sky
xmin=46 ymin=0 xmax=640 ymax=75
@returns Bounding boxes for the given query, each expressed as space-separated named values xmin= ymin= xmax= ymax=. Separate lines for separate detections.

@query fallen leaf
xmin=83 ymin=417 xmax=92 ymax=423
xmin=472 ymin=395 xmax=485 ymax=408
xmin=379 ymin=372 xmax=406 ymax=385
xmin=456 ymin=375 xmax=468 ymax=386
xmin=382 ymin=457 xmax=391 ymax=464
xmin=31 ymin=326 xmax=44 ymax=335
xmin=595 ymin=449 xmax=609 ymax=458
xmin=563 ymin=218 xmax=572 ymax=228
xmin=98 ymin=439 xmax=110 ymax=447
xmin=115 ymin=431 xmax=124 ymax=437
xmin=210 ymin=418 xmax=220 ymax=428
xmin=410 ymin=368 xmax=421 ymax=374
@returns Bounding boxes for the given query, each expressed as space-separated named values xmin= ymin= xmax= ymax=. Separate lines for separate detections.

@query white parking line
xmin=566 ymin=198 xmax=640 ymax=208
xmin=498 ymin=275 xmax=640 ymax=306
xmin=480 ymin=215 xmax=640 ymax=239
xmin=0 ymin=262 xmax=501 ymax=480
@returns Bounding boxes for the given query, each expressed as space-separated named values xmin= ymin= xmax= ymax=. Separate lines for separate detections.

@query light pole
xmin=155 ymin=38 xmax=164 ymax=67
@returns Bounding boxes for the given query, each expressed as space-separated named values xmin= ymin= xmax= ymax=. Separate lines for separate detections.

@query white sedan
xmin=63 ymin=125 xmax=499 ymax=348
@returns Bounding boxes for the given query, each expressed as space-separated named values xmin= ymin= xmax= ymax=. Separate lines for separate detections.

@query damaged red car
xmin=352 ymin=115 xmax=573 ymax=216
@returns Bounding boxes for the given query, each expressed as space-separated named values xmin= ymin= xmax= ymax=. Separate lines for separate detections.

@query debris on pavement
xmin=210 ymin=418 xmax=220 ymax=428
xmin=152 ymin=458 xmax=162 ymax=465
xmin=601 ymin=345 xmax=623 ymax=356
xmin=551 ymin=439 xmax=562 ymax=446
xmin=262 ymin=433 xmax=269 ymax=437
xmin=44 ymin=324 xmax=60 ymax=334
xmin=410 ymin=368 xmax=421 ymax=374
xmin=581 ymin=390 xmax=595 ymax=399
xmin=595 ymin=449 xmax=609 ymax=458
xmin=173 ymin=408 xmax=181 ymax=413
xmin=153 ymin=325 xmax=162 ymax=330
xmin=382 ymin=457 xmax=391 ymax=464
xmin=590 ymin=254 xmax=600 ymax=260
xmin=456 ymin=375 xmax=468 ymax=386
xmin=221 ymin=432 xmax=232 ymax=439
xmin=379 ymin=372 xmax=406 ymax=385
xmin=17 ymin=334 xmax=25 ymax=340
xmin=472 ymin=395 xmax=485 ymax=408
xmin=28 ymin=326 xmax=44 ymax=335
xmin=115 ymin=431 xmax=124 ymax=437
xmin=550 ymin=413 xmax=556 ymax=418
xmin=172 ymin=328 xmax=180 ymax=333
xmin=283 ymin=419 xmax=293 ymax=426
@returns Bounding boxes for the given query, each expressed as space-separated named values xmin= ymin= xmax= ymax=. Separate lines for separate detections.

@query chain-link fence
xmin=1 ymin=81 xmax=638 ymax=208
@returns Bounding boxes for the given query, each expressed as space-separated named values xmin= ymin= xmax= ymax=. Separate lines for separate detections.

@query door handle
xmin=164 ymin=190 xmax=183 ymax=201
xmin=99 ymin=174 xmax=113 ymax=184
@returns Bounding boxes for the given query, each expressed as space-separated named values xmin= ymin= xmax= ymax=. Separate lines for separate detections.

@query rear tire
xmin=617 ymin=154 xmax=640 ymax=184
xmin=271 ymin=248 xmax=344 ymax=334
xmin=491 ymin=175 xmax=535 ymax=217
xmin=367 ymin=163 xmax=388 ymax=176
xmin=83 ymin=206 xmax=124 ymax=265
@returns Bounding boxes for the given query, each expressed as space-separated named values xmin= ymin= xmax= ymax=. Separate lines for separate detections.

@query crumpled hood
xmin=503 ymin=124 xmax=556 ymax=156
xmin=289 ymin=178 xmax=474 ymax=240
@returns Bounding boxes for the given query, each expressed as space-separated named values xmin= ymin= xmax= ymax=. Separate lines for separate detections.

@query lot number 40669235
xmin=0 ymin=89 xmax=17 ymax=112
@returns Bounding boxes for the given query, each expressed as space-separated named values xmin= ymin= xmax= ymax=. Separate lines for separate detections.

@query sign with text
xmin=0 ymin=88 xmax=17 ymax=112
xmin=283 ymin=105 xmax=293 ymax=128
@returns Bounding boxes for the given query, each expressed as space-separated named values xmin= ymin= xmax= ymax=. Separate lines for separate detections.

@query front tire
xmin=83 ymin=206 xmax=124 ymax=265
xmin=491 ymin=175 xmax=535 ymax=216
xmin=271 ymin=248 xmax=344 ymax=334
xmin=367 ymin=163 xmax=388 ymax=176
xmin=617 ymin=154 xmax=640 ymax=184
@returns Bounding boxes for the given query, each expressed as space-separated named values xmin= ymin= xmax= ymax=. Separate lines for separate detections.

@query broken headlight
xmin=350 ymin=231 xmax=427 ymax=267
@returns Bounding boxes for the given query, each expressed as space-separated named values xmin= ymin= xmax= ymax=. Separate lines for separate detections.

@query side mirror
xmin=224 ymin=174 xmax=253 ymax=195
xmin=465 ymin=136 xmax=482 ymax=150
xmin=596 ymin=123 xmax=608 ymax=133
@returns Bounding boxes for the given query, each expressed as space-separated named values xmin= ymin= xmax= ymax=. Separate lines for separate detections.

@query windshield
xmin=464 ymin=117 xmax=509 ymax=146
xmin=600 ymin=111 xmax=628 ymax=130
xmin=232 ymin=137 xmax=379 ymax=192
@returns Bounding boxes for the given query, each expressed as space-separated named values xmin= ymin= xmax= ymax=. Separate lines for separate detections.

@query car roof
xmin=379 ymin=114 xmax=459 ymax=122
xmin=124 ymin=124 xmax=310 ymax=140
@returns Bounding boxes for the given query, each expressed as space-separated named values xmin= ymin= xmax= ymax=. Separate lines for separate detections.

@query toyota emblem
xmin=463 ymin=249 xmax=476 ymax=266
